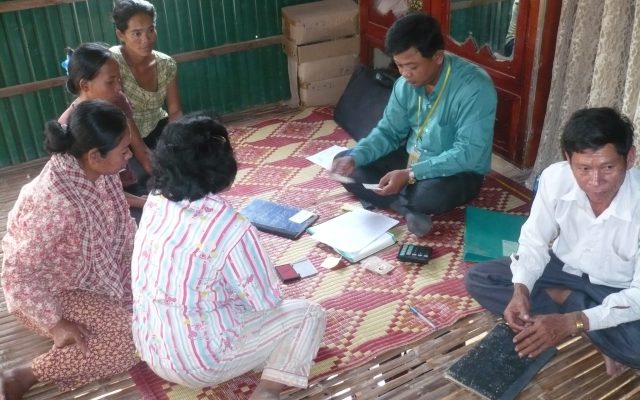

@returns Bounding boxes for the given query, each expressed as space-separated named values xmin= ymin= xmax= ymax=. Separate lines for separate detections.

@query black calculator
xmin=397 ymin=243 xmax=432 ymax=264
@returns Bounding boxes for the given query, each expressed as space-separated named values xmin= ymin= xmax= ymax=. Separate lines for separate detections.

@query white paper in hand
xmin=329 ymin=172 xmax=356 ymax=184
xmin=306 ymin=145 xmax=349 ymax=170
xmin=362 ymin=183 xmax=381 ymax=190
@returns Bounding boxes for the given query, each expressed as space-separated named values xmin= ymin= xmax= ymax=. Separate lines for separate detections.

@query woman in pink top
xmin=0 ymin=100 xmax=140 ymax=399
xmin=59 ymin=42 xmax=148 ymax=219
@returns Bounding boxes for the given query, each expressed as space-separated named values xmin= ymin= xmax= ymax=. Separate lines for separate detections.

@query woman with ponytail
xmin=0 ymin=100 xmax=140 ymax=399
xmin=60 ymin=42 xmax=150 ymax=219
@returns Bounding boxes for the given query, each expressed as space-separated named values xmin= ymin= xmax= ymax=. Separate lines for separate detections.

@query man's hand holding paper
xmin=376 ymin=168 xmax=412 ymax=195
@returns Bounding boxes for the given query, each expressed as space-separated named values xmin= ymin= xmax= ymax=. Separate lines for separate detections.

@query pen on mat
xmin=409 ymin=305 xmax=437 ymax=330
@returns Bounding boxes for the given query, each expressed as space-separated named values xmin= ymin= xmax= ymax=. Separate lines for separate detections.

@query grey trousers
xmin=464 ymin=253 xmax=640 ymax=368
xmin=338 ymin=148 xmax=484 ymax=215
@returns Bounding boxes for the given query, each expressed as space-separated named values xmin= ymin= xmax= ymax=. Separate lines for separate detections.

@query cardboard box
xmin=282 ymin=0 xmax=359 ymax=45
xmin=286 ymin=57 xmax=301 ymax=107
xmin=284 ymin=35 xmax=359 ymax=106
xmin=286 ymin=55 xmax=357 ymax=106
xmin=298 ymin=53 xmax=358 ymax=82
xmin=283 ymin=35 xmax=360 ymax=64
xmin=300 ymin=75 xmax=351 ymax=106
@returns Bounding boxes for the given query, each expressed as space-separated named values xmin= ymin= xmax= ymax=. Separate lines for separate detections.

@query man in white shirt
xmin=465 ymin=107 xmax=640 ymax=377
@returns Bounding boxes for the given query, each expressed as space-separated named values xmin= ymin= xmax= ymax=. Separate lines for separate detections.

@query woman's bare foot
xmin=1 ymin=367 xmax=38 ymax=400
xmin=250 ymin=379 xmax=286 ymax=400
xmin=603 ymin=354 xmax=629 ymax=377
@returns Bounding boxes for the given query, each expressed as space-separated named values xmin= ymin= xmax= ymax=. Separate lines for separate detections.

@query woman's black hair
xmin=150 ymin=113 xmax=237 ymax=202
xmin=65 ymin=42 xmax=113 ymax=95
xmin=112 ymin=0 xmax=156 ymax=32
xmin=44 ymin=99 xmax=127 ymax=158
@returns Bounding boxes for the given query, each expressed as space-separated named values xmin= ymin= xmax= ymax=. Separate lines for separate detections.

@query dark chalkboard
xmin=445 ymin=322 xmax=556 ymax=400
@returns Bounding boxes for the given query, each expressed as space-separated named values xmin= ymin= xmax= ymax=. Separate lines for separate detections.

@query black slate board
xmin=445 ymin=322 xmax=557 ymax=400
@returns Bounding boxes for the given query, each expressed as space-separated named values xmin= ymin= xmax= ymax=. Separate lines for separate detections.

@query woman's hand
xmin=126 ymin=117 xmax=153 ymax=174
xmin=49 ymin=319 xmax=91 ymax=354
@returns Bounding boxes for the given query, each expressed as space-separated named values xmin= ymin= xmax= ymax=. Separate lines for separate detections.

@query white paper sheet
xmin=289 ymin=209 xmax=315 ymax=223
xmin=362 ymin=182 xmax=381 ymax=190
xmin=306 ymin=145 xmax=349 ymax=170
xmin=310 ymin=208 xmax=398 ymax=253
xmin=292 ymin=259 xmax=318 ymax=278
xmin=329 ymin=172 xmax=355 ymax=184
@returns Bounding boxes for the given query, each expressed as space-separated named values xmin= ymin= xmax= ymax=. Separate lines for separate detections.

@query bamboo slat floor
xmin=1 ymin=119 xmax=639 ymax=399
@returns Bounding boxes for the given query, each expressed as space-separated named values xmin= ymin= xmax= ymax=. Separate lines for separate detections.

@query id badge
xmin=407 ymin=145 xmax=421 ymax=166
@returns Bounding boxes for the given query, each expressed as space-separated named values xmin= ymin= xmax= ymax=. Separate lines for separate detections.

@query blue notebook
xmin=240 ymin=198 xmax=318 ymax=240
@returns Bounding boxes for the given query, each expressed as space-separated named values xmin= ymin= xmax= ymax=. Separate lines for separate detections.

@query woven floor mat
xmin=130 ymin=106 xmax=532 ymax=399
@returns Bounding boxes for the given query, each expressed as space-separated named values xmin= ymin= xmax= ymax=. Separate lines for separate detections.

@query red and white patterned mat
xmin=130 ymin=106 xmax=532 ymax=399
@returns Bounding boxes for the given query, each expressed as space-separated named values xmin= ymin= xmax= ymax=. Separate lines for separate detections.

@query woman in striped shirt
xmin=131 ymin=114 xmax=326 ymax=399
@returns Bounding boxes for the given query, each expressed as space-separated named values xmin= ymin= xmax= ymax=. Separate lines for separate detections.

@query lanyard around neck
xmin=416 ymin=61 xmax=452 ymax=143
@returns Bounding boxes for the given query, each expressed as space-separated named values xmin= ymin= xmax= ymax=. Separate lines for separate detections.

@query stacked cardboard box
xmin=282 ymin=0 xmax=359 ymax=107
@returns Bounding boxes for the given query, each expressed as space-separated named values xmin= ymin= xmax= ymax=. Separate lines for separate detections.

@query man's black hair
xmin=385 ymin=12 xmax=445 ymax=58
xmin=562 ymin=107 xmax=634 ymax=159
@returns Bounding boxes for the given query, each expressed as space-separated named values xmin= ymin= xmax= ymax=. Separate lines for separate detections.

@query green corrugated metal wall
xmin=0 ymin=0 xmax=317 ymax=167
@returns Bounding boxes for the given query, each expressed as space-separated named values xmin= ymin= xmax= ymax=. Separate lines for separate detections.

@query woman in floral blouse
xmin=0 ymin=100 xmax=140 ymax=399
xmin=110 ymin=0 xmax=182 ymax=148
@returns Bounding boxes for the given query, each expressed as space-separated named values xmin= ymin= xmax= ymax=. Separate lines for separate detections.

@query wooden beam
xmin=0 ymin=36 xmax=284 ymax=99
xmin=0 ymin=77 xmax=67 ymax=98
xmin=173 ymin=35 xmax=283 ymax=63
xmin=0 ymin=0 xmax=83 ymax=13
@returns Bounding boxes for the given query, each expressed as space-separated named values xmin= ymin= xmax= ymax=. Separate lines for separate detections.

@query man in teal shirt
xmin=332 ymin=13 xmax=497 ymax=236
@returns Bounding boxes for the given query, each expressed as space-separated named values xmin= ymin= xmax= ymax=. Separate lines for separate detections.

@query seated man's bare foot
xmin=545 ymin=287 xmax=571 ymax=304
xmin=603 ymin=354 xmax=629 ymax=377
xmin=1 ymin=367 xmax=38 ymax=400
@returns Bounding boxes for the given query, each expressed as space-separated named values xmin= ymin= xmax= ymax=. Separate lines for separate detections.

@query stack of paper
xmin=309 ymin=208 xmax=398 ymax=262
xmin=336 ymin=232 xmax=396 ymax=263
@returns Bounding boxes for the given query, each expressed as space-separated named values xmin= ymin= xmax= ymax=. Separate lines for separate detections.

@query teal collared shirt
xmin=352 ymin=52 xmax=497 ymax=180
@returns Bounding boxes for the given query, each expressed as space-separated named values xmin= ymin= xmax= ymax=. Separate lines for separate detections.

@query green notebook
xmin=463 ymin=207 xmax=527 ymax=262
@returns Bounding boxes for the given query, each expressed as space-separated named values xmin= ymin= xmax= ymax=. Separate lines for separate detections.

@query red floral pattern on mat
xmin=130 ymin=106 xmax=532 ymax=399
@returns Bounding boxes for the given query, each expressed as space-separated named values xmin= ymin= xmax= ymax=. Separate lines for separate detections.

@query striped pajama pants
xmin=150 ymin=299 xmax=326 ymax=388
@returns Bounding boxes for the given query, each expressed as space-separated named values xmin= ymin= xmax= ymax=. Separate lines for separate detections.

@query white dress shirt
xmin=511 ymin=161 xmax=640 ymax=330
